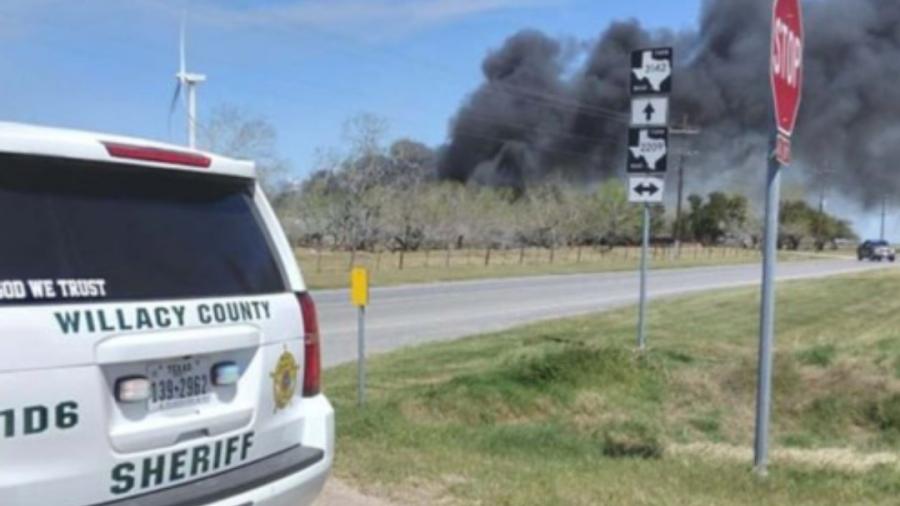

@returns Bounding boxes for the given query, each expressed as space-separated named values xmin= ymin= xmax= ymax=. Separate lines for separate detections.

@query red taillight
xmin=102 ymin=142 xmax=212 ymax=168
xmin=298 ymin=292 xmax=321 ymax=396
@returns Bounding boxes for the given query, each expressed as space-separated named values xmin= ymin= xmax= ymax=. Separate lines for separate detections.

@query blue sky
xmin=0 ymin=0 xmax=700 ymax=172
xmin=0 ymin=0 xmax=892 ymax=238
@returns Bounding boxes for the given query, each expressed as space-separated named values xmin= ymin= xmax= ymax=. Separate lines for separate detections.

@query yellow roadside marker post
xmin=350 ymin=267 xmax=369 ymax=407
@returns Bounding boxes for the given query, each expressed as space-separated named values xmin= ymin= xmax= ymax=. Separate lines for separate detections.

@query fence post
xmin=484 ymin=247 xmax=491 ymax=267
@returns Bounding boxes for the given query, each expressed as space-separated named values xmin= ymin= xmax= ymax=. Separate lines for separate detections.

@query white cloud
xmin=186 ymin=0 xmax=561 ymax=40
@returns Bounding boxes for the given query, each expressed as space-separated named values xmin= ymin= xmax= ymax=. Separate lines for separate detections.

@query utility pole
xmin=813 ymin=163 xmax=831 ymax=249
xmin=670 ymin=116 xmax=700 ymax=254
xmin=880 ymin=197 xmax=887 ymax=241
xmin=817 ymin=164 xmax=828 ymax=214
xmin=675 ymin=153 xmax=685 ymax=247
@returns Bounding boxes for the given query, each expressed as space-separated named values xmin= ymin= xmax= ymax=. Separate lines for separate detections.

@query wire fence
xmin=296 ymin=244 xmax=763 ymax=274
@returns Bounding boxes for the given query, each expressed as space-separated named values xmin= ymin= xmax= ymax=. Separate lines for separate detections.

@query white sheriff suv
xmin=0 ymin=123 xmax=334 ymax=505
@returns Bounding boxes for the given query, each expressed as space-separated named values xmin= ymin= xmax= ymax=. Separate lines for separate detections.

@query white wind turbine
xmin=169 ymin=17 xmax=206 ymax=149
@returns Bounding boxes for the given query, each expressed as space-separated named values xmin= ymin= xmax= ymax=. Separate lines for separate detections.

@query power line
xmin=448 ymin=127 xmax=624 ymax=164
xmin=488 ymin=84 xmax=630 ymax=123
xmin=452 ymin=109 xmax=624 ymax=148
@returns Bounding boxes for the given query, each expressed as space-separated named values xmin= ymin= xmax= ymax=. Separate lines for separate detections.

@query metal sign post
xmin=755 ymin=0 xmax=803 ymax=476
xmin=637 ymin=203 xmax=650 ymax=350
xmin=627 ymin=47 xmax=673 ymax=351
xmin=754 ymin=136 xmax=781 ymax=474
xmin=357 ymin=305 xmax=366 ymax=405
xmin=350 ymin=267 xmax=369 ymax=407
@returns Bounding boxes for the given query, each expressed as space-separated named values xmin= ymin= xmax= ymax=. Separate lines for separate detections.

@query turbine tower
xmin=169 ymin=16 xmax=205 ymax=149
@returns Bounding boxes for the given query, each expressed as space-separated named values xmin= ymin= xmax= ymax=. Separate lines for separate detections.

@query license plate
xmin=147 ymin=357 xmax=211 ymax=412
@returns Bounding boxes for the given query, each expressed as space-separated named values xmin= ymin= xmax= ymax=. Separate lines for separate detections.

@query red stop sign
xmin=770 ymin=0 xmax=804 ymax=137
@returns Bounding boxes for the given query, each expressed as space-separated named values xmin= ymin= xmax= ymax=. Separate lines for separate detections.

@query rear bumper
xmin=95 ymin=395 xmax=334 ymax=506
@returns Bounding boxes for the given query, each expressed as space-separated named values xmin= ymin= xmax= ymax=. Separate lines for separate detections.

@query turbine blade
xmin=169 ymin=82 xmax=182 ymax=116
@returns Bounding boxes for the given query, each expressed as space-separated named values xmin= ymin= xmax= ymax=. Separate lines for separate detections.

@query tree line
xmin=202 ymin=108 xmax=857 ymax=254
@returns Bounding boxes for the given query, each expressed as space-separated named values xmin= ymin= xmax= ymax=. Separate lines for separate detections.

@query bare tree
xmin=590 ymin=181 xmax=641 ymax=246
xmin=200 ymin=104 xmax=290 ymax=194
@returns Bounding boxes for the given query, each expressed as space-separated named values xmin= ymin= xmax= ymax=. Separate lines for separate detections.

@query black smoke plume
xmin=438 ymin=0 xmax=900 ymax=207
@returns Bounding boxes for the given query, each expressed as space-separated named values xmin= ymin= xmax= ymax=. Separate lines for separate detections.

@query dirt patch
xmin=316 ymin=477 xmax=461 ymax=506
xmin=670 ymin=442 xmax=900 ymax=473
xmin=314 ymin=479 xmax=396 ymax=506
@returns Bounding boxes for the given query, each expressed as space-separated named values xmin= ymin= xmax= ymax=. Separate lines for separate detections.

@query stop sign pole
xmin=754 ymin=0 xmax=803 ymax=476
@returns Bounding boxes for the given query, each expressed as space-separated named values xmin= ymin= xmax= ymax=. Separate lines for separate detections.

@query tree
xmin=686 ymin=192 xmax=750 ymax=245
xmin=378 ymin=139 xmax=436 ymax=256
xmin=200 ymin=104 xmax=290 ymax=194
xmin=288 ymin=113 xmax=393 ymax=252
xmin=419 ymin=182 xmax=468 ymax=253
xmin=780 ymin=200 xmax=857 ymax=250
xmin=779 ymin=200 xmax=812 ymax=250
xmin=465 ymin=186 xmax=515 ymax=250
xmin=591 ymin=181 xmax=641 ymax=245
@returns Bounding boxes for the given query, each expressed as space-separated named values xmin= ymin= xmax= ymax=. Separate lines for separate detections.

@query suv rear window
xmin=0 ymin=154 xmax=286 ymax=305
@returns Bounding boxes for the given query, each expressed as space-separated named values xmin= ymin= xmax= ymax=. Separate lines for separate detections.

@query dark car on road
xmin=858 ymin=240 xmax=896 ymax=262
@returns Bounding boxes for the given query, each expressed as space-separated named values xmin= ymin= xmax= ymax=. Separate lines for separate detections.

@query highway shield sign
xmin=630 ymin=47 xmax=673 ymax=95
xmin=626 ymin=127 xmax=668 ymax=173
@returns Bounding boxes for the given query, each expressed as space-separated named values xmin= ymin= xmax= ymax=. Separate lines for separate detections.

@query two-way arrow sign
xmin=628 ymin=177 xmax=665 ymax=203
xmin=635 ymin=182 xmax=660 ymax=196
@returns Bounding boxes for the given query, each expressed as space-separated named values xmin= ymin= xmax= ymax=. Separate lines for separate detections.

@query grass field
xmin=298 ymin=246 xmax=829 ymax=289
xmin=325 ymin=268 xmax=900 ymax=505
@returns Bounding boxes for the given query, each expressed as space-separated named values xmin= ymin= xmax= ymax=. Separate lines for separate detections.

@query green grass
xmin=324 ymin=268 xmax=900 ymax=505
xmin=299 ymin=246 xmax=828 ymax=289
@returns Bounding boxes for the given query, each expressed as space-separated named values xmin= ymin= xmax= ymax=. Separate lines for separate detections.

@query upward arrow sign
xmin=631 ymin=97 xmax=668 ymax=127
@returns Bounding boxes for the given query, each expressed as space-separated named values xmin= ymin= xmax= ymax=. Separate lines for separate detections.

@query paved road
xmin=314 ymin=260 xmax=892 ymax=367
